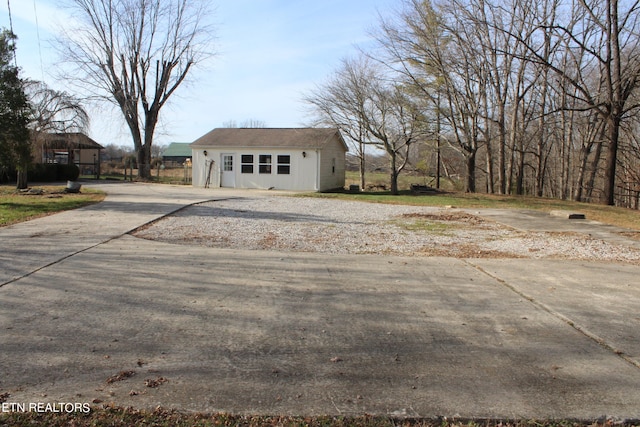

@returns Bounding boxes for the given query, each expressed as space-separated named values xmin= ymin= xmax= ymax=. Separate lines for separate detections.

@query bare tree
xmin=511 ymin=0 xmax=640 ymax=205
xmin=304 ymin=55 xmax=376 ymax=191
xmin=24 ymin=81 xmax=90 ymax=185
xmin=223 ymin=119 xmax=267 ymax=128
xmin=367 ymin=83 xmax=428 ymax=194
xmin=57 ymin=0 xmax=215 ymax=179
xmin=26 ymin=81 xmax=89 ymax=133
xmin=375 ymin=0 xmax=492 ymax=192
xmin=305 ymin=54 xmax=426 ymax=194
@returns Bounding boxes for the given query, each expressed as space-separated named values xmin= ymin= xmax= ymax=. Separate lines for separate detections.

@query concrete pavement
xmin=1 ymin=182 xmax=639 ymax=420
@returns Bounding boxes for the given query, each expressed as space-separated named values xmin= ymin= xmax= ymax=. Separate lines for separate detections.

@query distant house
xmin=162 ymin=142 xmax=192 ymax=166
xmin=34 ymin=132 xmax=104 ymax=175
xmin=190 ymin=128 xmax=347 ymax=192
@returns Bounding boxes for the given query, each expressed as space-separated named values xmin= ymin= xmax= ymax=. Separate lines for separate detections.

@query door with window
xmin=220 ymin=154 xmax=235 ymax=187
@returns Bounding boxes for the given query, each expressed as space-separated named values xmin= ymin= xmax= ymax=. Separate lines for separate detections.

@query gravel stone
xmin=133 ymin=196 xmax=640 ymax=263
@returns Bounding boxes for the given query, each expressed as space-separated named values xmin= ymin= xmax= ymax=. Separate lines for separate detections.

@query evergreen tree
xmin=0 ymin=29 xmax=31 ymax=189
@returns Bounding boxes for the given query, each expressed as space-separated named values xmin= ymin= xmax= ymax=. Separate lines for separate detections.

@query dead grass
xmin=0 ymin=406 xmax=634 ymax=427
xmin=307 ymin=191 xmax=640 ymax=231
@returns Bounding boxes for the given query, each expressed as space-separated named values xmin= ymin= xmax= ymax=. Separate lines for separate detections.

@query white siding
xmin=192 ymin=149 xmax=220 ymax=188
xmin=318 ymin=137 xmax=347 ymax=191
xmin=191 ymin=132 xmax=347 ymax=191
xmin=192 ymin=148 xmax=322 ymax=191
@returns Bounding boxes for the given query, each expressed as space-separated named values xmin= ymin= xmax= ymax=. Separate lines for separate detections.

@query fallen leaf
xmin=144 ymin=377 xmax=168 ymax=388
xmin=106 ymin=370 xmax=136 ymax=384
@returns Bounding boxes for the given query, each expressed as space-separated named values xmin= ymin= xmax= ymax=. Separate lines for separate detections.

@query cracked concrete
xmin=1 ymin=182 xmax=639 ymax=420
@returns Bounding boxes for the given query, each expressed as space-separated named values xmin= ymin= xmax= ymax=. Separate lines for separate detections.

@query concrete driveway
xmin=1 ymin=182 xmax=639 ymax=420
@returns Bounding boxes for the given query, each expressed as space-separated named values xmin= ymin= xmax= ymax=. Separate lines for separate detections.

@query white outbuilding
xmin=190 ymin=128 xmax=347 ymax=192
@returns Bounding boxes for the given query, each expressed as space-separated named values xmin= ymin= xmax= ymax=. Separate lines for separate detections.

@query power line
xmin=6 ymin=0 xmax=17 ymax=66
xmin=33 ymin=0 xmax=45 ymax=81
xmin=6 ymin=0 xmax=14 ymax=34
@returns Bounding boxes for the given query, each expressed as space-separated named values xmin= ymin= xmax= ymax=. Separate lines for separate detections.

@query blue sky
xmin=1 ymin=0 xmax=396 ymax=148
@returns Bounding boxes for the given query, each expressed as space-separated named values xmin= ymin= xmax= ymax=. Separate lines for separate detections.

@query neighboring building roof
xmin=190 ymin=128 xmax=347 ymax=151
xmin=162 ymin=142 xmax=192 ymax=158
xmin=39 ymin=132 xmax=104 ymax=150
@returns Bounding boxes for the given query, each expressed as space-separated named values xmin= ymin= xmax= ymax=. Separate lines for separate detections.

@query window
xmin=277 ymin=155 xmax=290 ymax=174
xmin=259 ymin=154 xmax=272 ymax=174
xmin=223 ymin=155 xmax=233 ymax=172
xmin=241 ymin=154 xmax=254 ymax=174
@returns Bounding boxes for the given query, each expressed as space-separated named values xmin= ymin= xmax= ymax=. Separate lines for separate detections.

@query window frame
xmin=223 ymin=155 xmax=233 ymax=172
xmin=241 ymin=154 xmax=254 ymax=174
xmin=258 ymin=154 xmax=272 ymax=174
xmin=277 ymin=155 xmax=291 ymax=175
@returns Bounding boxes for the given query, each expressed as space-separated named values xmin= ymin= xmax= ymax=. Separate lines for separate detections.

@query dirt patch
xmin=619 ymin=231 xmax=640 ymax=241
xmin=418 ymin=242 xmax=527 ymax=259
xmin=259 ymin=231 xmax=279 ymax=249
xmin=399 ymin=211 xmax=487 ymax=225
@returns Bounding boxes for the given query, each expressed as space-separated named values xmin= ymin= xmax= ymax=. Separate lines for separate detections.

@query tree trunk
xmin=389 ymin=151 xmax=399 ymax=195
xmin=435 ymin=107 xmax=441 ymax=189
xmin=560 ymin=108 xmax=574 ymax=200
xmin=487 ymin=141 xmax=495 ymax=194
xmin=497 ymin=106 xmax=506 ymax=195
xmin=359 ymin=141 xmax=366 ymax=190
xmin=485 ymin=137 xmax=494 ymax=194
xmin=535 ymin=143 xmax=545 ymax=197
xmin=465 ymin=151 xmax=476 ymax=193
xmin=603 ymin=115 xmax=620 ymax=205
xmin=137 ymin=144 xmax=152 ymax=179
xmin=16 ymin=169 xmax=28 ymax=190
xmin=574 ymin=144 xmax=589 ymax=202
xmin=585 ymin=139 xmax=604 ymax=202
xmin=516 ymin=148 xmax=525 ymax=195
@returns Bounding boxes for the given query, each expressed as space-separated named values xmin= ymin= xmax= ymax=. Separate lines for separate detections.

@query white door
xmin=220 ymin=154 xmax=235 ymax=187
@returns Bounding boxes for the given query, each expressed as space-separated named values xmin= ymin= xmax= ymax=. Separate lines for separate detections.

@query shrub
xmin=28 ymin=163 xmax=80 ymax=182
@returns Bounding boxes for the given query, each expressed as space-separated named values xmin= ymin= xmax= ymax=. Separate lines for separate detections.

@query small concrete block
xmin=550 ymin=210 xmax=586 ymax=220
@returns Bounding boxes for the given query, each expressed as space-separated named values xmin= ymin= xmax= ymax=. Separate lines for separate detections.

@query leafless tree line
xmin=306 ymin=0 xmax=640 ymax=207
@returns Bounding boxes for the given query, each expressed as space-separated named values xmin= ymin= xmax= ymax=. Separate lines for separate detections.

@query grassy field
xmin=346 ymin=170 xmax=461 ymax=192
xmin=90 ymin=163 xmax=192 ymax=184
xmin=320 ymin=171 xmax=640 ymax=231
xmin=0 ymin=185 xmax=105 ymax=227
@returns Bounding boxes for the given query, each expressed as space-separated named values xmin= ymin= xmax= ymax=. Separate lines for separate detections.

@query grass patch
xmin=346 ymin=170 xmax=461 ymax=192
xmin=304 ymin=191 xmax=640 ymax=231
xmin=391 ymin=218 xmax=457 ymax=235
xmin=0 ymin=185 xmax=105 ymax=227
xmin=0 ymin=407 xmax=634 ymax=427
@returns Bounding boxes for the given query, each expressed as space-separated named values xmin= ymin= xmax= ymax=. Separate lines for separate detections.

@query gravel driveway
xmin=133 ymin=195 xmax=640 ymax=263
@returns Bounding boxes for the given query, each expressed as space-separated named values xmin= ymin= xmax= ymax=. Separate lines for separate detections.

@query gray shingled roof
xmin=190 ymin=128 xmax=347 ymax=150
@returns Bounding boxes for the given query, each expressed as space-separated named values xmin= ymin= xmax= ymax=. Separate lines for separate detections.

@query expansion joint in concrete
xmin=462 ymin=259 xmax=640 ymax=371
